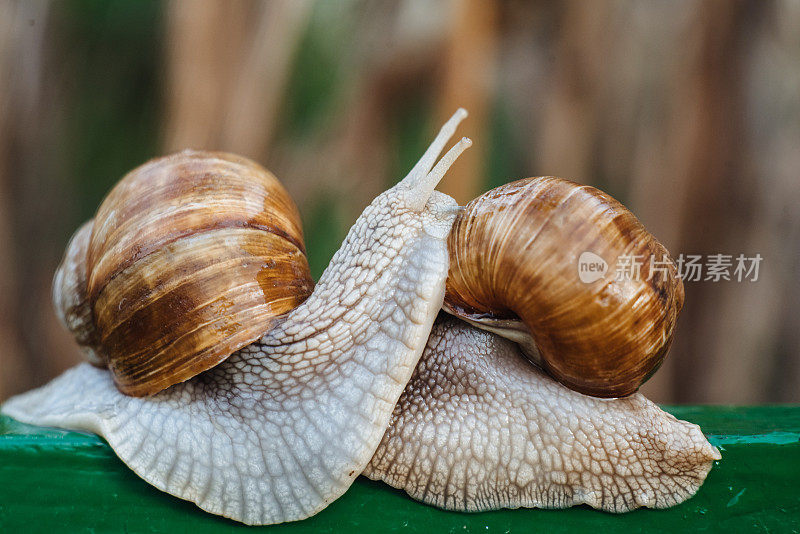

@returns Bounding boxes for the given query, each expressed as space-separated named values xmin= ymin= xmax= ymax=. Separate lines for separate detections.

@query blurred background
xmin=1 ymin=0 xmax=798 ymax=404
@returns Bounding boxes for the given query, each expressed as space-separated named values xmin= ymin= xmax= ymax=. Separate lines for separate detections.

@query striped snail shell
xmin=53 ymin=150 xmax=314 ymax=396
xmin=444 ymin=177 xmax=684 ymax=398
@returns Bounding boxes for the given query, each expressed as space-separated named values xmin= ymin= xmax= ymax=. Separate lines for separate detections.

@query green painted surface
xmin=0 ymin=407 xmax=798 ymax=533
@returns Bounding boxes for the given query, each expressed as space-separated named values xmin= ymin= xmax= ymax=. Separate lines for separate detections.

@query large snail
xmin=55 ymin=151 xmax=314 ymax=395
xmin=2 ymin=110 xmax=718 ymax=525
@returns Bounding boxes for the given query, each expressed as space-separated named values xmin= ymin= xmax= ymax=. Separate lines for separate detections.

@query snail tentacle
xmin=400 ymin=108 xmax=470 ymax=211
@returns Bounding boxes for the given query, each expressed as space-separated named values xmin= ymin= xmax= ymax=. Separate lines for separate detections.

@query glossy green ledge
xmin=1 ymin=406 xmax=799 ymax=533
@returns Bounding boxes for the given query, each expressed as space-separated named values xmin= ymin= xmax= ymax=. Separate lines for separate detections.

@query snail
xmin=443 ymin=177 xmax=684 ymax=397
xmin=1 ymin=110 xmax=719 ymax=525
xmin=53 ymin=151 xmax=314 ymax=396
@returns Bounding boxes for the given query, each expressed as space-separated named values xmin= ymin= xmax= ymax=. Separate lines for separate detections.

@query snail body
xmin=445 ymin=177 xmax=684 ymax=397
xmin=366 ymin=315 xmax=719 ymax=512
xmin=2 ymin=110 xmax=717 ymax=525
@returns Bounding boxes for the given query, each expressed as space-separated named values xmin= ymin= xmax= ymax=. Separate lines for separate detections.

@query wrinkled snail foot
xmin=365 ymin=315 xmax=720 ymax=513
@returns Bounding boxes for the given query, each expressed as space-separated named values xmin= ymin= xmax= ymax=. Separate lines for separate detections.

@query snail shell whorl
xmin=444 ymin=177 xmax=684 ymax=398
xmin=54 ymin=150 xmax=314 ymax=396
xmin=53 ymin=220 xmax=104 ymax=366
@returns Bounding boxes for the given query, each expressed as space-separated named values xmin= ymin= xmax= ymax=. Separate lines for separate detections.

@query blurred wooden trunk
xmin=0 ymin=1 xmax=81 ymax=400
xmin=1 ymin=0 xmax=798 ymax=404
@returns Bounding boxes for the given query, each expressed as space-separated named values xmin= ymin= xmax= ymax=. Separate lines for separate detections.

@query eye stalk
xmin=397 ymin=108 xmax=471 ymax=211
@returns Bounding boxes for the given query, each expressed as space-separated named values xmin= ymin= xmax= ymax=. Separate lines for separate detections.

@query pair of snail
xmin=56 ymin=118 xmax=680 ymax=400
xmin=2 ymin=110 xmax=718 ymax=525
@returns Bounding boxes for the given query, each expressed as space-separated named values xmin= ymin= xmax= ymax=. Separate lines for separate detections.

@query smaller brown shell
xmin=444 ymin=177 xmax=684 ymax=398
xmin=54 ymin=150 xmax=314 ymax=396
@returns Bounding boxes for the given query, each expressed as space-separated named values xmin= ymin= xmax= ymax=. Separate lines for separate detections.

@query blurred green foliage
xmin=55 ymin=0 xmax=162 ymax=229
xmin=281 ymin=2 xmax=348 ymax=143
xmin=50 ymin=1 xmax=537 ymax=280
xmin=50 ymin=0 xmax=514 ymax=279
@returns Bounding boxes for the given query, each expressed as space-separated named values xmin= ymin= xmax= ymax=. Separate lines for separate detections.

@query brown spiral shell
xmin=53 ymin=150 xmax=314 ymax=396
xmin=444 ymin=177 xmax=684 ymax=398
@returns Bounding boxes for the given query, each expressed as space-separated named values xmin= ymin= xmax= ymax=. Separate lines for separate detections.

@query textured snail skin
xmin=2 ymin=113 xmax=471 ymax=525
xmin=366 ymin=315 xmax=720 ymax=512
